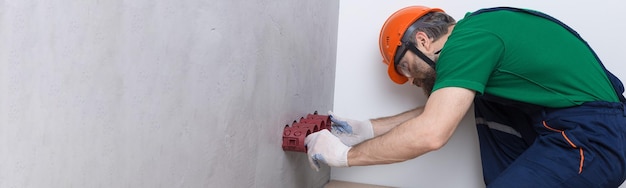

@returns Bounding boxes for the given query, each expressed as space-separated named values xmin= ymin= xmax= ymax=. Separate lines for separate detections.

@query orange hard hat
xmin=379 ymin=6 xmax=444 ymax=84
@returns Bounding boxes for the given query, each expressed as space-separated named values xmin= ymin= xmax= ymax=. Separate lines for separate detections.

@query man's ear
xmin=414 ymin=31 xmax=433 ymax=52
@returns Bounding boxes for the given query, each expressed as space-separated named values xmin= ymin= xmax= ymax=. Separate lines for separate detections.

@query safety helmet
xmin=379 ymin=6 xmax=444 ymax=84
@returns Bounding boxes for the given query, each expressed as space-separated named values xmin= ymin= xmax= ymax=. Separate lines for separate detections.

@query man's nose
xmin=409 ymin=78 xmax=420 ymax=87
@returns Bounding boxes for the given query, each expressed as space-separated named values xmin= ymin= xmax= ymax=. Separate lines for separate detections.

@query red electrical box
xmin=282 ymin=111 xmax=331 ymax=153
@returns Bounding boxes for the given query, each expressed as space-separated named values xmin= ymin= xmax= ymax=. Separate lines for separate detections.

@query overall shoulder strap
xmin=470 ymin=7 xmax=626 ymax=102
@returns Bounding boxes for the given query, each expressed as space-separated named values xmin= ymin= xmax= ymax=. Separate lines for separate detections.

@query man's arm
xmin=347 ymin=87 xmax=475 ymax=166
xmin=370 ymin=107 xmax=425 ymax=136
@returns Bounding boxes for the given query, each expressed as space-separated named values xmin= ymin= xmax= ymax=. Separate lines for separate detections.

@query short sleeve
xmin=432 ymin=29 xmax=504 ymax=94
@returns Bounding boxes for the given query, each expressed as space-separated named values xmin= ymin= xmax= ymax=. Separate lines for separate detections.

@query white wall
xmin=0 ymin=0 xmax=338 ymax=187
xmin=333 ymin=0 xmax=626 ymax=187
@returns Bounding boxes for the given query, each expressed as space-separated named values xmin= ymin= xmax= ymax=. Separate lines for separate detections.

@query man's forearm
xmin=370 ymin=106 xmax=424 ymax=136
xmin=347 ymin=116 xmax=440 ymax=166
xmin=346 ymin=87 xmax=475 ymax=167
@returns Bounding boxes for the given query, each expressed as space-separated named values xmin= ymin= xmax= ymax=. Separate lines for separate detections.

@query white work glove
xmin=304 ymin=129 xmax=351 ymax=171
xmin=328 ymin=111 xmax=374 ymax=146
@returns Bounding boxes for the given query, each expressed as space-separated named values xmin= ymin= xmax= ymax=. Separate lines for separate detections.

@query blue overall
xmin=471 ymin=8 xmax=626 ymax=187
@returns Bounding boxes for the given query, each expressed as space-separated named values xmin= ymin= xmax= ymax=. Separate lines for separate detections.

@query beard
xmin=421 ymin=69 xmax=436 ymax=96
xmin=409 ymin=67 xmax=437 ymax=97
xmin=406 ymin=58 xmax=438 ymax=96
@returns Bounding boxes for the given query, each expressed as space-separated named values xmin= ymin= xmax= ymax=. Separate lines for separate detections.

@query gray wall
xmin=0 ymin=0 xmax=338 ymax=187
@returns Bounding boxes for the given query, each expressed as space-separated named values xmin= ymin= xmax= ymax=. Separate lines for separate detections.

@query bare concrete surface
xmin=0 ymin=0 xmax=338 ymax=187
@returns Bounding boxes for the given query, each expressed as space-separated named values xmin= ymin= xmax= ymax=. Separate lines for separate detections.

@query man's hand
xmin=328 ymin=111 xmax=374 ymax=146
xmin=304 ymin=129 xmax=351 ymax=171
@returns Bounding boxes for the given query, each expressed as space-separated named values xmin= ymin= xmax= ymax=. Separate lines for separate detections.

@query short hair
xmin=408 ymin=12 xmax=457 ymax=43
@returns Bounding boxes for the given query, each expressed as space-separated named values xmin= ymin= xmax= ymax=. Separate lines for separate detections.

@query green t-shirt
xmin=432 ymin=9 xmax=619 ymax=108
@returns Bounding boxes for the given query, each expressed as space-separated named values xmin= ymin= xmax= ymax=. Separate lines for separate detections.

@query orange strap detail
xmin=578 ymin=148 xmax=584 ymax=174
xmin=542 ymin=121 xmax=584 ymax=174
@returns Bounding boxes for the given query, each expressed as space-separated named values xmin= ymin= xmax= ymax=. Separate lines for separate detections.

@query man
xmin=304 ymin=6 xmax=626 ymax=187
